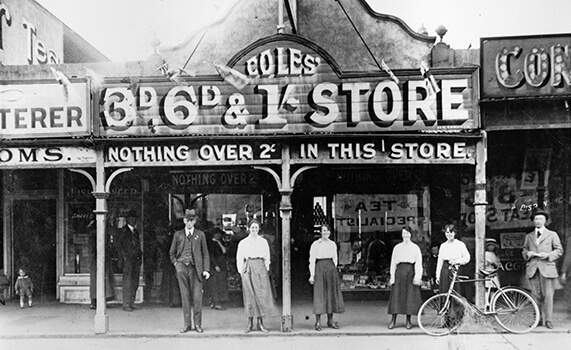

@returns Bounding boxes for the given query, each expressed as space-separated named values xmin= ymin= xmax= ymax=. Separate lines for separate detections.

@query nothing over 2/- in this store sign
xmin=98 ymin=37 xmax=479 ymax=137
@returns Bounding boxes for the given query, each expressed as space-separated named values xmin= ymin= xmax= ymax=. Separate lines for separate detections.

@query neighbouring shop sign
xmin=0 ymin=80 xmax=90 ymax=138
xmin=291 ymin=139 xmax=476 ymax=164
xmin=481 ymin=34 xmax=571 ymax=99
xmin=0 ymin=146 xmax=96 ymax=168
xmin=98 ymin=38 xmax=478 ymax=137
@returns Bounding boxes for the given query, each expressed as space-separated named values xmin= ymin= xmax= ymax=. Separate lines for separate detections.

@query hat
xmin=485 ymin=238 xmax=498 ymax=246
xmin=530 ymin=209 xmax=549 ymax=221
xmin=184 ymin=209 xmax=197 ymax=220
xmin=125 ymin=209 xmax=138 ymax=218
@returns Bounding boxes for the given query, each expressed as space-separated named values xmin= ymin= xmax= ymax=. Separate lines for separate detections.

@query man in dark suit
xmin=117 ymin=209 xmax=142 ymax=312
xmin=170 ymin=209 xmax=210 ymax=333
xmin=522 ymin=209 xmax=563 ymax=329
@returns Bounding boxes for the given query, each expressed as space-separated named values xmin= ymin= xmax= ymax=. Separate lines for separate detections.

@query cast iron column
xmin=280 ymin=144 xmax=293 ymax=332
xmin=474 ymin=132 xmax=487 ymax=309
xmin=93 ymin=148 xmax=108 ymax=334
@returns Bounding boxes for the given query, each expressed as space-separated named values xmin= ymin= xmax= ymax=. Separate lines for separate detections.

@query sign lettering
xmin=98 ymin=40 xmax=478 ymax=137
xmin=0 ymin=81 xmax=90 ymax=138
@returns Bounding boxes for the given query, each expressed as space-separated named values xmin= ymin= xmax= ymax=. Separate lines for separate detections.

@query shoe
xmin=0 ymin=300 xmax=5 ymax=306
xmin=130 ymin=304 xmax=141 ymax=310
xmin=406 ymin=322 xmax=412 ymax=330
xmin=327 ymin=321 xmax=340 ymax=329
xmin=388 ymin=321 xmax=395 ymax=329
xmin=122 ymin=306 xmax=133 ymax=312
xmin=545 ymin=321 xmax=553 ymax=329
xmin=213 ymin=305 xmax=226 ymax=310
xmin=257 ymin=321 xmax=269 ymax=333
xmin=538 ymin=320 xmax=543 ymax=327
xmin=315 ymin=323 xmax=321 ymax=331
xmin=195 ymin=326 xmax=204 ymax=333
xmin=245 ymin=319 xmax=254 ymax=333
xmin=90 ymin=304 xmax=96 ymax=310
xmin=180 ymin=326 xmax=192 ymax=333
xmin=20 ymin=305 xmax=24 ymax=309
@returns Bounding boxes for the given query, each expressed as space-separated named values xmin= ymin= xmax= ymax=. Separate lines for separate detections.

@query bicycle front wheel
xmin=492 ymin=287 xmax=540 ymax=333
xmin=417 ymin=293 xmax=466 ymax=336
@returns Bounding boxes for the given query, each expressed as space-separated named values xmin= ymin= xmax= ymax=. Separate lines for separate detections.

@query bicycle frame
xmin=440 ymin=266 xmax=502 ymax=317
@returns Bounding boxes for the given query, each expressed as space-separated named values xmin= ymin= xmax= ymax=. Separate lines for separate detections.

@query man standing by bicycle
xmin=522 ymin=209 xmax=563 ymax=329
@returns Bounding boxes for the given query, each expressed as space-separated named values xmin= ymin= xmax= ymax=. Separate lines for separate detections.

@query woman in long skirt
xmin=236 ymin=219 xmax=277 ymax=333
xmin=387 ymin=227 xmax=423 ymax=329
xmin=309 ymin=224 xmax=345 ymax=331
xmin=436 ymin=224 xmax=470 ymax=294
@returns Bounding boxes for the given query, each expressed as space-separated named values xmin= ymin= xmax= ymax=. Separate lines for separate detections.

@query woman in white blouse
xmin=436 ymin=224 xmax=471 ymax=294
xmin=387 ymin=227 xmax=423 ymax=329
xmin=308 ymin=224 xmax=345 ymax=331
xmin=236 ymin=219 xmax=277 ymax=333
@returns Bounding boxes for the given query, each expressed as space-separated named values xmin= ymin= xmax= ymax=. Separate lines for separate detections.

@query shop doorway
xmin=10 ymin=197 xmax=57 ymax=301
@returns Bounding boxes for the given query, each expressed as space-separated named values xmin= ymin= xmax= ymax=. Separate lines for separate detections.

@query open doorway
xmin=11 ymin=198 xmax=57 ymax=301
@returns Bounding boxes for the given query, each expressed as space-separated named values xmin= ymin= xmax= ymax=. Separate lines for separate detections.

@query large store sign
xmin=0 ymin=80 xmax=90 ymax=138
xmin=98 ymin=38 xmax=478 ymax=137
xmin=481 ymin=34 xmax=571 ymax=99
xmin=291 ymin=139 xmax=476 ymax=165
xmin=104 ymin=139 xmax=476 ymax=167
xmin=0 ymin=147 xmax=96 ymax=168
xmin=104 ymin=142 xmax=282 ymax=167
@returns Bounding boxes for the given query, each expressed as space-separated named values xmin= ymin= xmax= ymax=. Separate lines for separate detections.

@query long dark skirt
xmin=439 ymin=261 xmax=466 ymax=295
xmin=313 ymin=259 xmax=345 ymax=315
xmin=208 ymin=260 xmax=229 ymax=303
xmin=387 ymin=263 xmax=422 ymax=315
xmin=241 ymin=258 xmax=278 ymax=317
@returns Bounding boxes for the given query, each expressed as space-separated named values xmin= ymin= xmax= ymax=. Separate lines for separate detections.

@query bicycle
xmin=417 ymin=265 xmax=540 ymax=336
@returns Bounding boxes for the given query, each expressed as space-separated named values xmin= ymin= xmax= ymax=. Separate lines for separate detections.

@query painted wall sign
xmin=481 ymin=34 xmax=571 ymax=99
xmin=291 ymin=139 xmax=476 ymax=165
xmin=104 ymin=142 xmax=281 ymax=167
xmin=0 ymin=80 xmax=90 ymax=138
xmin=0 ymin=0 xmax=62 ymax=65
xmin=98 ymin=39 xmax=478 ymax=137
xmin=0 ymin=146 xmax=96 ymax=168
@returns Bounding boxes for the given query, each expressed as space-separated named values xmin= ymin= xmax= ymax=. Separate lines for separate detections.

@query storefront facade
xmin=480 ymin=33 xmax=571 ymax=287
xmin=2 ymin=0 xmax=487 ymax=333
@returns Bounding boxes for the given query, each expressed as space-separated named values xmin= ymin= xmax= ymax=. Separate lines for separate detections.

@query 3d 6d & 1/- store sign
xmin=98 ymin=40 xmax=478 ymax=137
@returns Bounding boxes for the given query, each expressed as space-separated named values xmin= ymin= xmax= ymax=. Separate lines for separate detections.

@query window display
xmin=333 ymin=191 xmax=430 ymax=290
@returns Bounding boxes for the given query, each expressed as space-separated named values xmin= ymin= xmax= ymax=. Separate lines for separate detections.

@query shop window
xmin=63 ymin=172 xmax=141 ymax=275
xmin=333 ymin=190 xmax=430 ymax=290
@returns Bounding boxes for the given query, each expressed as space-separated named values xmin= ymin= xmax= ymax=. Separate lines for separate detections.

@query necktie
xmin=536 ymin=230 xmax=541 ymax=239
xmin=132 ymin=227 xmax=141 ymax=251
xmin=187 ymin=231 xmax=195 ymax=265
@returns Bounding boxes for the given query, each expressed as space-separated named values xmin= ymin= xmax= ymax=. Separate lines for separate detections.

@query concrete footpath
xmin=1 ymin=298 xmax=570 ymax=338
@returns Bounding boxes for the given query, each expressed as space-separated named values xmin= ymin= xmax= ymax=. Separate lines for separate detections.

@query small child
xmin=14 ymin=268 xmax=34 ymax=308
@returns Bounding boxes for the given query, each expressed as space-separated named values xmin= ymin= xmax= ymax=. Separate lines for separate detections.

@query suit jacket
xmin=169 ymin=228 xmax=210 ymax=281
xmin=117 ymin=225 xmax=142 ymax=260
xmin=522 ymin=228 xmax=563 ymax=279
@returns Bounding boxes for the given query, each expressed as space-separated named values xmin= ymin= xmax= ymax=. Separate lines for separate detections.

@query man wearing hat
xmin=522 ymin=209 xmax=563 ymax=329
xmin=117 ymin=209 xmax=143 ymax=312
xmin=170 ymin=209 xmax=210 ymax=333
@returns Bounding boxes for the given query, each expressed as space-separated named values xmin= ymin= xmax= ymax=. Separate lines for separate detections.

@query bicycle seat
xmin=478 ymin=269 xmax=497 ymax=277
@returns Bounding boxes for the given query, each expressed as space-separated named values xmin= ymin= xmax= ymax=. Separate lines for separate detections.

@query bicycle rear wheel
xmin=492 ymin=287 xmax=540 ymax=333
xmin=417 ymin=293 xmax=466 ymax=336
